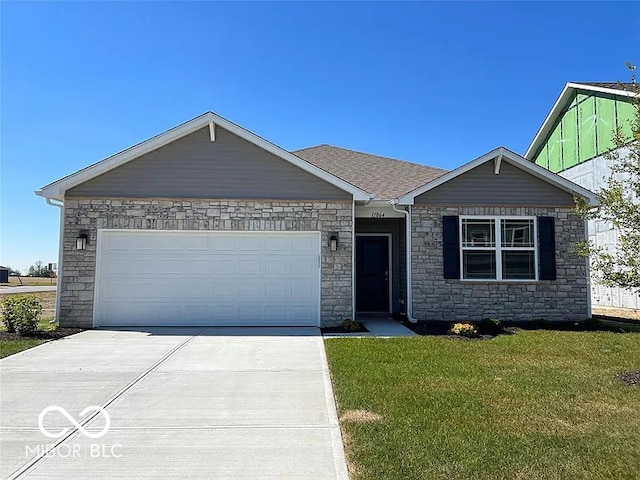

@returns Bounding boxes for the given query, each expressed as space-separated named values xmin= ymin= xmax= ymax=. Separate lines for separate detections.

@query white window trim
xmin=459 ymin=215 xmax=539 ymax=282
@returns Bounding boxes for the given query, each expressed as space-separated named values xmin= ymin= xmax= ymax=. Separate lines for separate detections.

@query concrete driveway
xmin=0 ymin=328 xmax=348 ymax=479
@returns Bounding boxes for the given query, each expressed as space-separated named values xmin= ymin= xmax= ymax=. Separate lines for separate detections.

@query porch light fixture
xmin=76 ymin=233 xmax=88 ymax=250
xmin=329 ymin=234 xmax=338 ymax=252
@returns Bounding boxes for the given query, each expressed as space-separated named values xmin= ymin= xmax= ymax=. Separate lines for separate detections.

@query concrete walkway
xmin=0 ymin=286 xmax=57 ymax=294
xmin=360 ymin=317 xmax=416 ymax=337
xmin=0 ymin=327 xmax=348 ymax=479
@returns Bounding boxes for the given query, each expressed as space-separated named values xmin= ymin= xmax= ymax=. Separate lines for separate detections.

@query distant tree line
xmin=5 ymin=261 xmax=56 ymax=278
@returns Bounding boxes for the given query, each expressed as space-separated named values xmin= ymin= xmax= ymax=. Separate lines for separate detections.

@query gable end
xmin=66 ymin=126 xmax=351 ymax=200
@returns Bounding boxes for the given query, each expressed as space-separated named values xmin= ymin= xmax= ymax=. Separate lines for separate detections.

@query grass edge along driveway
xmin=325 ymin=330 xmax=640 ymax=480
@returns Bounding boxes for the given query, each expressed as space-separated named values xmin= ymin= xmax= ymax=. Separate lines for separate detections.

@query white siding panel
xmin=94 ymin=230 xmax=321 ymax=327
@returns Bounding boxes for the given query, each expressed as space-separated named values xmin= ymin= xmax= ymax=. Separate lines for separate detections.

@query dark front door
xmin=356 ymin=235 xmax=390 ymax=312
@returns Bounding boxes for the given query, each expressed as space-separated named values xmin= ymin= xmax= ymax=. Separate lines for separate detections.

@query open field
xmin=593 ymin=306 xmax=640 ymax=322
xmin=1 ymin=276 xmax=57 ymax=287
xmin=326 ymin=330 xmax=640 ymax=479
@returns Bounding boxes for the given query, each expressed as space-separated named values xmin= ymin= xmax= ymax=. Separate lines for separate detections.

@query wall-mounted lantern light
xmin=329 ymin=234 xmax=338 ymax=252
xmin=76 ymin=232 xmax=88 ymax=250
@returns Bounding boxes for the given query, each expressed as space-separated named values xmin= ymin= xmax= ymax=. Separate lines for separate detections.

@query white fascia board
xmin=38 ymin=112 xmax=372 ymax=202
xmin=524 ymin=82 xmax=639 ymax=161
xmin=524 ymin=84 xmax=573 ymax=160
xmin=396 ymin=147 xmax=599 ymax=206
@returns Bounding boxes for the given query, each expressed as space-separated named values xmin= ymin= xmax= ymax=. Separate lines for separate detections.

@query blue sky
xmin=1 ymin=1 xmax=638 ymax=273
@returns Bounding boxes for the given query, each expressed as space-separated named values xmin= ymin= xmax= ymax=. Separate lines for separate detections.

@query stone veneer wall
xmin=60 ymin=199 xmax=353 ymax=328
xmin=411 ymin=206 xmax=588 ymax=322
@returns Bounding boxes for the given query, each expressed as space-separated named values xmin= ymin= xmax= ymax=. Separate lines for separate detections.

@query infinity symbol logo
xmin=38 ymin=406 xmax=111 ymax=439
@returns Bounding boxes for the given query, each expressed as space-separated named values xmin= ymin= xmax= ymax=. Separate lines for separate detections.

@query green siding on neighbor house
xmin=533 ymin=90 xmax=635 ymax=173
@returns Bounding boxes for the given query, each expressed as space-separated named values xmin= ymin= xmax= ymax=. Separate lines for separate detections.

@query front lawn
xmin=0 ymin=317 xmax=54 ymax=358
xmin=0 ymin=316 xmax=82 ymax=358
xmin=325 ymin=330 xmax=640 ymax=479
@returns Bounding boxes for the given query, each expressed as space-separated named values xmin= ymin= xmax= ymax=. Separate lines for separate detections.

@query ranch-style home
xmin=37 ymin=112 xmax=597 ymax=328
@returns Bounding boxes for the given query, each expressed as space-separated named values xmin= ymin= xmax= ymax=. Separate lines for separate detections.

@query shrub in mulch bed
xmin=402 ymin=321 xmax=499 ymax=340
xmin=322 ymin=319 xmax=368 ymax=334
xmin=617 ymin=371 xmax=640 ymax=386
xmin=0 ymin=328 xmax=84 ymax=341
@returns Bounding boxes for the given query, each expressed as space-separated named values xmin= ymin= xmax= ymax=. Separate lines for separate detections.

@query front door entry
xmin=356 ymin=235 xmax=390 ymax=313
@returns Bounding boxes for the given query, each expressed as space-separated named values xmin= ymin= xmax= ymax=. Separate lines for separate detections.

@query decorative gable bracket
xmin=209 ymin=121 xmax=216 ymax=142
xmin=494 ymin=153 xmax=502 ymax=175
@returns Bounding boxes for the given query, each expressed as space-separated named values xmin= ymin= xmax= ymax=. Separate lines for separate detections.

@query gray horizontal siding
xmin=415 ymin=161 xmax=575 ymax=206
xmin=66 ymin=127 xmax=351 ymax=200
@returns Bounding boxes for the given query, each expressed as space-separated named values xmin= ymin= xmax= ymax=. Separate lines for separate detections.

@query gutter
xmin=390 ymin=201 xmax=418 ymax=323
xmin=44 ymin=197 xmax=64 ymax=322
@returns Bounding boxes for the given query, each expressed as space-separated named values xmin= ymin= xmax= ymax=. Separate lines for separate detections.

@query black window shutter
xmin=538 ymin=216 xmax=556 ymax=280
xmin=442 ymin=216 xmax=460 ymax=279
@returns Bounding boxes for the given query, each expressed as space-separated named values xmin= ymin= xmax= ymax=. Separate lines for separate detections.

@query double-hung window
xmin=460 ymin=217 xmax=537 ymax=281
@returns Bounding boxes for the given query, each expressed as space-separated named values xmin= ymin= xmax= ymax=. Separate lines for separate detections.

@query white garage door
xmin=94 ymin=230 xmax=321 ymax=327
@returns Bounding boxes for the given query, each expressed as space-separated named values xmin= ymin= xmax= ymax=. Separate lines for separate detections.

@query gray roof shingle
xmin=293 ymin=144 xmax=446 ymax=200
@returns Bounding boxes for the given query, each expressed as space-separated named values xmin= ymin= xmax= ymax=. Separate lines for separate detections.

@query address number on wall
xmin=371 ymin=212 xmax=385 ymax=218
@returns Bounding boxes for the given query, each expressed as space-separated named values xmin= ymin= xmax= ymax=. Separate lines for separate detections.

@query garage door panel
xmin=239 ymin=236 xmax=263 ymax=251
xmin=291 ymin=236 xmax=315 ymax=252
xmin=265 ymin=259 xmax=287 ymax=274
xmin=104 ymin=259 xmax=131 ymax=275
xmin=238 ymin=259 xmax=262 ymax=275
xmin=292 ymin=257 xmax=315 ymax=275
xmin=267 ymin=236 xmax=288 ymax=251
xmin=292 ymin=281 xmax=314 ymax=298
xmin=238 ymin=281 xmax=265 ymax=298
xmin=291 ymin=306 xmax=315 ymax=324
xmin=210 ymin=236 xmax=238 ymax=251
xmin=95 ymin=230 xmax=321 ymax=327
xmin=211 ymin=281 xmax=238 ymax=298
xmin=266 ymin=282 xmax=288 ymax=297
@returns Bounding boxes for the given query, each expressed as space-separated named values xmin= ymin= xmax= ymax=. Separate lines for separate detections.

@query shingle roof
xmin=575 ymin=82 xmax=636 ymax=91
xmin=293 ymin=144 xmax=446 ymax=200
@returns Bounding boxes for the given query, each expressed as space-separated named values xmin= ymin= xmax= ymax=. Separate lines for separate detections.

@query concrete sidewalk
xmin=0 ymin=327 xmax=348 ymax=479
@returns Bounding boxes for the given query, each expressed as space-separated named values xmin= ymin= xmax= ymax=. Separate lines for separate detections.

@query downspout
xmin=584 ymin=218 xmax=592 ymax=319
xmin=45 ymin=198 xmax=64 ymax=322
xmin=352 ymin=198 xmax=356 ymax=321
xmin=391 ymin=201 xmax=418 ymax=323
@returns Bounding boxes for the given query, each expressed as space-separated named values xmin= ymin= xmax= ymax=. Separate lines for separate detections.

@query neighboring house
xmin=0 ymin=266 xmax=9 ymax=284
xmin=525 ymin=82 xmax=639 ymax=310
xmin=37 ymin=112 xmax=596 ymax=328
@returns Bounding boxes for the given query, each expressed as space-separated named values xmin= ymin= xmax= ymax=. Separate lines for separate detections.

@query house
xmin=525 ymin=82 xmax=639 ymax=311
xmin=37 ymin=112 xmax=596 ymax=328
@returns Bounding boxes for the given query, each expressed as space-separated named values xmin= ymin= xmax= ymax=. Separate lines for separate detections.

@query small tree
xmin=576 ymin=62 xmax=640 ymax=290
xmin=27 ymin=261 xmax=53 ymax=278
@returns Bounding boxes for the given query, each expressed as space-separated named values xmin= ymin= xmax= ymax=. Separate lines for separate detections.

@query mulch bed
xmin=402 ymin=321 xmax=514 ymax=340
xmin=321 ymin=324 xmax=369 ymax=334
xmin=0 ymin=328 xmax=84 ymax=341
xmin=617 ymin=371 xmax=640 ymax=386
xmin=403 ymin=318 xmax=638 ymax=339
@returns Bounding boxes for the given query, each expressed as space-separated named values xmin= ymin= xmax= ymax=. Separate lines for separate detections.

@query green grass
xmin=325 ymin=331 xmax=640 ymax=479
xmin=0 ymin=317 xmax=57 ymax=359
